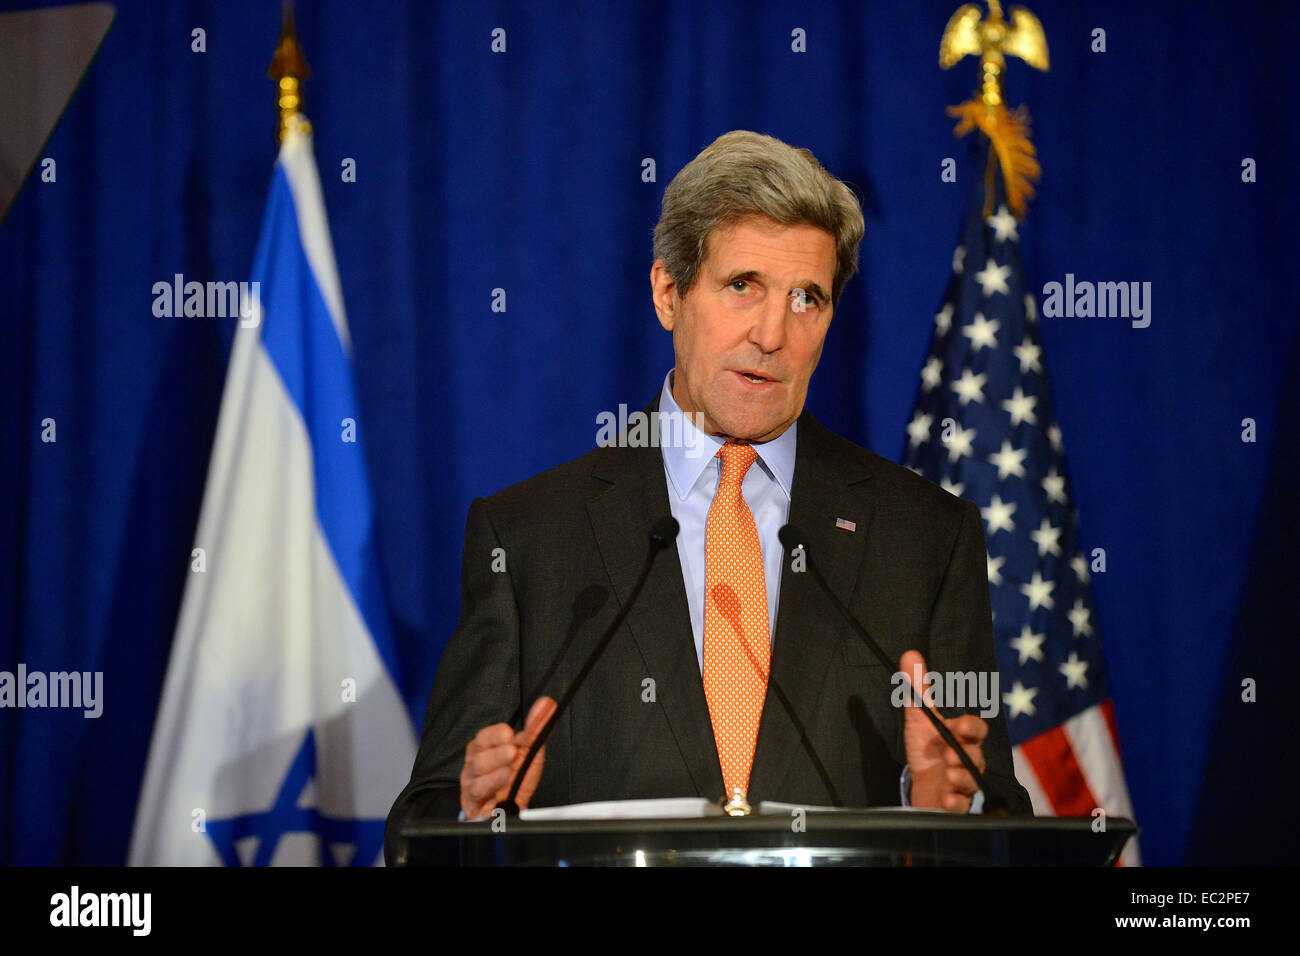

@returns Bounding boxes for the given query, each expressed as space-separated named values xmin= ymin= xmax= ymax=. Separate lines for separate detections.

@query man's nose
xmin=748 ymin=294 xmax=788 ymax=353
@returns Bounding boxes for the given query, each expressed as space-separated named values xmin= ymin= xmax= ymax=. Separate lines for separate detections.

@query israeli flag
xmin=129 ymin=123 xmax=415 ymax=866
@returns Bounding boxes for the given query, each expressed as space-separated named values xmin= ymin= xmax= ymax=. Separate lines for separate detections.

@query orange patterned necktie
xmin=702 ymin=442 xmax=771 ymax=798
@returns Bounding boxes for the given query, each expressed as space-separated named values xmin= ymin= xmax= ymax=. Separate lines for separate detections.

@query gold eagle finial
xmin=940 ymin=0 xmax=1048 ymax=108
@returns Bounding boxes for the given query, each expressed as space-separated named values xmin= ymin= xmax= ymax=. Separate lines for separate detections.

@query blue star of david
xmin=204 ymin=730 xmax=387 ymax=866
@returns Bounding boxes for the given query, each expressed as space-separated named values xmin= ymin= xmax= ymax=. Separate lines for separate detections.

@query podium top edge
xmin=402 ymin=811 xmax=1137 ymax=840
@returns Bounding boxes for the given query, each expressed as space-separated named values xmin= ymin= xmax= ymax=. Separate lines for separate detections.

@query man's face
xmin=651 ymin=216 xmax=838 ymax=443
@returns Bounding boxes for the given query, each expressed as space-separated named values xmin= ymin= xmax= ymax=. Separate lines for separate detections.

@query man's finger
xmin=467 ymin=742 xmax=517 ymax=776
xmin=947 ymin=714 xmax=989 ymax=743
xmin=946 ymin=766 xmax=979 ymax=796
xmin=462 ymin=722 xmax=525 ymax=818
xmin=521 ymin=695 xmax=559 ymax=737
xmin=513 ymin=699 xmax=559 ymax=754
xmin=500 ymin=737 xmax=548 ymax=810
xmin=898 ymin=650 xmax=927 ymax=704
xmin=498 ymin=697 xmax=560 ymax=810
xmin=943 ymin=791 xmax=973 ymax=812
xmin=467 ymin=723 xmax=515 ymax=754
xmin=466 ymin=765 xmax=513 ymax=803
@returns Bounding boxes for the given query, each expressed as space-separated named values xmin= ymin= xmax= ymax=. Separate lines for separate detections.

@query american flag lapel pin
xmin=834 ymin=517 xmax=856 ymax=533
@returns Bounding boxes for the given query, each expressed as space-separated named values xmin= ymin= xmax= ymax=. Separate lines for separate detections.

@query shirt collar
xmin=657 ymin=368 xmax=797 ymax=501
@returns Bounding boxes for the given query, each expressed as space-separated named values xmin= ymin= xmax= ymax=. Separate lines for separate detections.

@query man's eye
xmin=791 ymin=289 xmax=818 ymax=311
xmin=730 ymin=280 xmax=750 ymax=293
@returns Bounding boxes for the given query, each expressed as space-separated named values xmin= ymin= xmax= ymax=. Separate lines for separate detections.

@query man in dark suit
xmin=386 ymin=131 xmax=1030 ymax=863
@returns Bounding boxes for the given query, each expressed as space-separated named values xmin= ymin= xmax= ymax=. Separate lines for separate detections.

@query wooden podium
xmin=397 ymin=811 xmax=1136 ymax=866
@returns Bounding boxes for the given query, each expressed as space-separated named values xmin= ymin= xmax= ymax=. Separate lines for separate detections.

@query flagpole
xmin=268 ymin=0 xmax=311 ymax=143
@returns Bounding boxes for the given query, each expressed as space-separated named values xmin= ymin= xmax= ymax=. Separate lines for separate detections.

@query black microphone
xmin=777 ymin=523 xmax=1009 ymax=814
xmin=497 ymin=516 xmax=680 ymax=815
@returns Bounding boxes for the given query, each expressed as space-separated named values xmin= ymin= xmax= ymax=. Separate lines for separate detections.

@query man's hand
xmin=459 ymin=696 xmax=559 ymax=820
xmin=899 ymin=650 xmax=988 ymax=812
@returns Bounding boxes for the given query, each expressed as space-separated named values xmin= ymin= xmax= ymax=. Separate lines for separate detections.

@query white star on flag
xmin=907 ymin=411 xmax=933 ymax=448
xmin=987 ymin=553 xmax=1005 ymax=586
xmin=1047 ymin=423 xmax=1063 ymax=453
xmin=986 ymin=205 xmax=1019 ymax=243
xmin=935 ymin=302 xmax=954 ymax=334
xmin=944 ymin=422 xmax=977 ymax=462
xmin=1068 ymin=597 xmax=1094 ymax=638
xmin=1009 ymin=624 xmax=1046 ymax=664
xmin=1020 ymin=571 xmax=1055 ymax=611
xmin=1042 ymin=468 xmax=1067 ymax=504
xmin=939 ymin=476 xmax=965 ymax=497
xmin=1059 ymin=652 xmax=1090 ymax=690
xmin=981 ymin=494 xmax=1017 ymax=535
xmin=990 ymin=440 xmax=1029 ymax=480
xmin=951 ymin=368 xmax=987 ymax=406
xmin=1031 ymin=516 xmax=1063 ymax=557
xmin=1003 ymin=681 xmax=1039 ymax=719
xmin=921 ymin=356 xmax=943 ymax=391
xmin=952 ymin=245 xmax=965 ymax=273
xmin=974 ymin=259 xmax=1012 ymax=296
xmin=1071 ymin=553 xmax=1091 ymax=581
xmin=962 ymin=312 xmax=1000 ymax=351
xmin=1001 ymin=386 xmax=1038 ymax=426
xmin=1012 ymin=339 xmax=1042 ymax=374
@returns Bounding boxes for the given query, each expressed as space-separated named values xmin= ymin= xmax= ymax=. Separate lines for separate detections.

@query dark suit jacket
xmin=385 ymin=399 xmax=1031 ymax=863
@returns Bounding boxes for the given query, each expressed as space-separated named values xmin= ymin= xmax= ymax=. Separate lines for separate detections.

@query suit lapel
xmin=747 ymin=411 xmax=876 ymax=803
xmin=584 ymin=397 xmax=726 ymax=801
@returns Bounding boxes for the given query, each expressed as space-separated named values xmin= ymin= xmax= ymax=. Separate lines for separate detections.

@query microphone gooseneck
xmin=497 ymin=516 xmax=680 ymax=816
xmin=777 ymin=523 xmax=1007 ymax=814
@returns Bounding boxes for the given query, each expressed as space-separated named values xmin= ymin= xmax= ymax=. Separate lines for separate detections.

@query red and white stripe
xmin=1013 ymin=699 xmax=1141 ymax=866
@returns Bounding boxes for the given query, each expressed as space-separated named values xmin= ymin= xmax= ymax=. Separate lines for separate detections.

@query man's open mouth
xmin=734 ymin=370 xmax=775 ymax=385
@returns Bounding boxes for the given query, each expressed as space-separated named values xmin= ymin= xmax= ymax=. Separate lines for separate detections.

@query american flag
xmin=902 ymin=143 xmax=1140 ymax=865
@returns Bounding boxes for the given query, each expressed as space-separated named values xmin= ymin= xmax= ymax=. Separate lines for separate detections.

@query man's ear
xmin=650 ymin=260 xmax=679 ymax=331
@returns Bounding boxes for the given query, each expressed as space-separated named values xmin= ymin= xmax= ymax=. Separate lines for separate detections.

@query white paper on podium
xmin=757 ymin=801 xmax=944 ymax=814
xmin=518 ymin=797 xmax=723 ymax=821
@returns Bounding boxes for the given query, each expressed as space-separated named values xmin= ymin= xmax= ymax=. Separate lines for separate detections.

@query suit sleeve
xmin=384 ymin=497 xmax=523 ymax=863
xmin=926 ymin=499 xmax=1034 ymax=815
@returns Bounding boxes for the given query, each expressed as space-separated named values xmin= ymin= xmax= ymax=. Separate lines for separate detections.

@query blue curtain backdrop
xmin=1 ymin=0 xmax=1295 ymax=865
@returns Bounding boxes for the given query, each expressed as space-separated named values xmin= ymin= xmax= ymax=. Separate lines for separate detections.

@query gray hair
xmin=653 ymin=130 xmax=865 ymax=307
